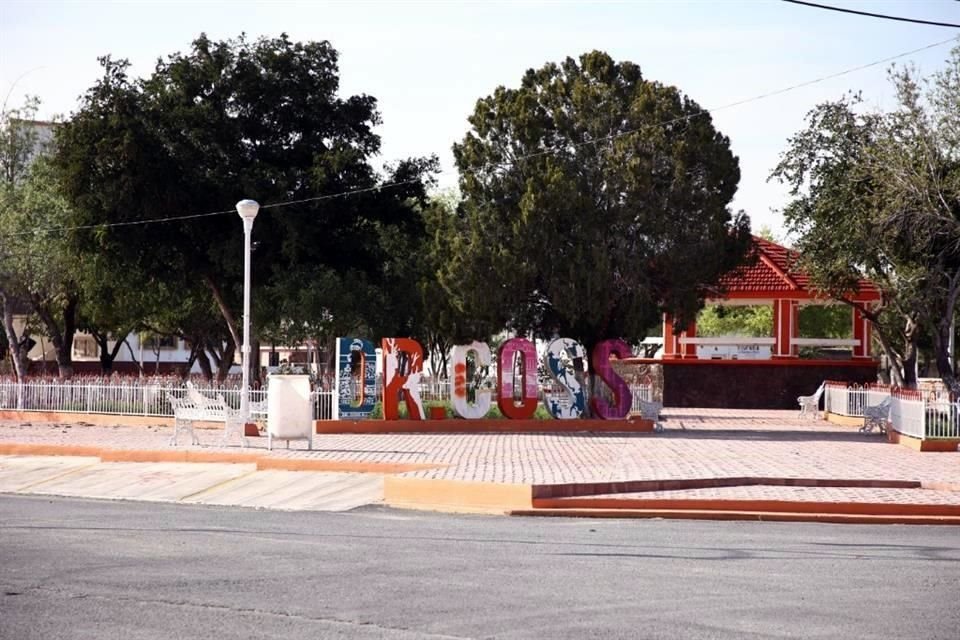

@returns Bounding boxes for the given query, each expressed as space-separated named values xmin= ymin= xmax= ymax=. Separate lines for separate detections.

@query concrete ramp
xmin=0 ymin=455 xmax=383 ymax=512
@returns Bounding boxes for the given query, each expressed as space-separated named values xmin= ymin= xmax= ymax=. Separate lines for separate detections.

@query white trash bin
xmin=267 ymin=374 xmax=313 ymax=450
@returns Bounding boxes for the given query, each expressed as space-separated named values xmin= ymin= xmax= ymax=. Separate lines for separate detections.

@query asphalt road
xmin=1 ymin=495 xmax=958 ymax=640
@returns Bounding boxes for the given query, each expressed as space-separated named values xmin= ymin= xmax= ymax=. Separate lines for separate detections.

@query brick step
xmin=531 ymin=497 xmax=960 ymax=517
xmin=511 ymin=507 xmax=960 ymax=525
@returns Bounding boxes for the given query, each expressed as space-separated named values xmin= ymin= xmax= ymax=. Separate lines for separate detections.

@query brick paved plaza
xmin=1 ymin=408 xmax=958 ymax=509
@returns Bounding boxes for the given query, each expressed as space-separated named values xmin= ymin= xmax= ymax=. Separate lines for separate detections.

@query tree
xmin=0 ymin=96 xmax=43 ymax=379
xmin=0 ymin=98 xmax=83 ymax=379
xmin=444 ymin=51 xmax=751 ymax=360
xmin=55 ymin=34 xmax=436 ymax=378
xmin=771 ymin=48 xmax=960 ymax=390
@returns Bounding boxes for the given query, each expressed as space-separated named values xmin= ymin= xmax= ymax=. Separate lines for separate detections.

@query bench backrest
xmin=167 ymin=389 xmax=227 ymax=418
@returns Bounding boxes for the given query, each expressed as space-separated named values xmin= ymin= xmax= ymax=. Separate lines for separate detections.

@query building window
xmin=142 ymin=334 xmax=177 ymax=350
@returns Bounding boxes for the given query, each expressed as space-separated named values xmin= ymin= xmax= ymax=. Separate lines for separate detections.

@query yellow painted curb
xmin=384 ymin=476 xmax=533 ymax=514
xmin=887 ymin=430 xmax=960 ymax=452
xmin=824 ymin=412 xmax=865 ymax=427
xmin=0 ymin=443 xmax=102 ymax=457
xmin=0 ymin=441 xmax=445 ymax=475
xmin=256 ymin=458 xmax=443 ymax=474
xmin=98 ymin=449 xmax=261 ymax=464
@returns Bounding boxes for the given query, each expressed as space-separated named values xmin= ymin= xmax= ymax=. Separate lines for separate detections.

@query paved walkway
xmin=1 ymin=409 xmax=959 ymax=513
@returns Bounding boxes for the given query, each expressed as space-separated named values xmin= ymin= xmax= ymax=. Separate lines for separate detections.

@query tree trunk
xmin=252 ymin=336 xmax=262 ymax=386
xmin=122 ymin=338 xmax=144 ymax=376
xmin=32 ymin=295 xmax=78 ymax=379
xmin=92 ymin=330 xmax=127 ymax=374
xmin=0 ymin=290 xmax=30 ymax=381
xmin=95 ymin=333 xmax=113 ymax=374
xmin=195 ymin=345 xmax=214 ymax=381
xmin=204 ymin=275 xmax=241 ymax=353
xmin=208 ymin=341 xmax=236 ymax=383
xmin=901 ymin=318 xmax=919 ymax=389
xmin=932 ymin=312 xmax=960 ymax=396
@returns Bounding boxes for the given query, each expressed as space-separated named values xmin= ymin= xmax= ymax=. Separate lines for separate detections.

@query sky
xmin=2 ymin=0 xmax=958 ymax=237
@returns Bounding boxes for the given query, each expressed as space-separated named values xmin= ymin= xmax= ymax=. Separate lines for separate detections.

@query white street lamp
xmin=236 ymin=199 xmax=260 ymax=425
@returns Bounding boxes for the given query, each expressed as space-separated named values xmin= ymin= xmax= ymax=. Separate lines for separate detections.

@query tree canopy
xmin=441 ymin=51 xmax=751 ymax=353
xmin=771 ymin=47 xmax=960 ymax=390
xmin=54 ymin=33 xmax=437 ymax=377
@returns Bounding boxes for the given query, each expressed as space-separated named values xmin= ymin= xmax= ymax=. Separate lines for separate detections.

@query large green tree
xmin=772 ymin=48 xmax=960 ymax=390
xmin=55 ymin=34 xmax=436 ymax=379
xmin=444 ymin=51 xmax=751 ymax=358
xmin=1 ymin=99 xmax=84 ymax=378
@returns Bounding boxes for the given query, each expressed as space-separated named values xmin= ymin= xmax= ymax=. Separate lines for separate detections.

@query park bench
xmin=797 ymin=382 xmax=825 ymax=420
xmin=860 ymin=396 xmax=891 ymax=434
xmin=638 ymin=399 xmax=664 ymax=432
xmin=166 ymin=383 xmax=248 ymax=447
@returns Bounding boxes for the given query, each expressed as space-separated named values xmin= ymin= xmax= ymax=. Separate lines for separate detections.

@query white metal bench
xmin=798 ymin=382 xmax=825 ymax=420
xmin=860 ymin=396 xmax=891 ymax=434
xmin=638 ymin=399 xmax=664 ymax=432
xmin=167 ymin=384 xmax=247 ymax=447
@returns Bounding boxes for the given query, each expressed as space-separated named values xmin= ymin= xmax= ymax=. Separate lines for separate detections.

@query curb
xmin=315 ymin=418 xmax=655 ymax=434
xmin=4 ymin=443 xmax=959 ymax=524
xmin=508 ymin=508 xmax=960 ymax=525
xmin=0 ymin=443 xmax=441 ymax=475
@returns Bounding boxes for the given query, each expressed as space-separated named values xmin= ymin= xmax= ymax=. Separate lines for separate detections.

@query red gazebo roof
xmin=713 ymin=236 xmax=880 ymax=301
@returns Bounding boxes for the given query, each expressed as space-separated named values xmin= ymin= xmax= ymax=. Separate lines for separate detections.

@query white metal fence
xmin=824 ymin=382 xmax=888 ymax=418
xmin=824 ymin=381 xmax=960 ymax=440
xmin=0 ymin=380 xmax=335 ymax=420
xmin=0 ymin=379 xmax=653 ymax=422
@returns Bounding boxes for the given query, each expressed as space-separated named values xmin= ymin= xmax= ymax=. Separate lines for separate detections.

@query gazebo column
xmin=683 ymin=320 xmax=698 ymax=358
xmin=662 ymin=313 xmax=680 ymax=359
xmin=852 ymin=306 xmax=872 ymax=358
xmin=772 ymin=299 xmax=798 ymax=358
xmin=662 ymin=313 xmax=697 ymax=359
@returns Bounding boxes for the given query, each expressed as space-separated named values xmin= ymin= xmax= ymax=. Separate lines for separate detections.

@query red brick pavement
xmin=1 ymin=408 xmax=959 ymax=505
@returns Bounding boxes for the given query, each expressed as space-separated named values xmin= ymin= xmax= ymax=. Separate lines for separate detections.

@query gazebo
xmin=634 ymin=236 xmax=882 ymax=408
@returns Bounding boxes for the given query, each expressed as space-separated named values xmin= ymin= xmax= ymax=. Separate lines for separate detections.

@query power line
xmin=0 ymin=34 xmax=956 ymax=241
xmin=781 ymin=0 xmax=960 ymax=28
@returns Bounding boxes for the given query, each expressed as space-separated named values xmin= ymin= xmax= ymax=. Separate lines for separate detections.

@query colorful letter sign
xmin=497 ymin=338 xmax=539 ymax=419
xmin=542 ymin=338 xmax=588 ymax=419
xmin=589 ymin=339 xmax=633 ymax=420
xmin=381 ymin=338 xmax=426 ymax=420
xmin=334 ymin=337 xmax=377 ymax=420
xmin=451 ymin=341 xmax=492 ymax=419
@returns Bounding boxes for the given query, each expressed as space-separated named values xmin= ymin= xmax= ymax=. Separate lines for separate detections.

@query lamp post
xmin=235 ymin=199 xmax=260 ymax=424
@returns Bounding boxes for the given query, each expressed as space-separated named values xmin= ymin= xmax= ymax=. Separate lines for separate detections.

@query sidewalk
xmin=2 ymin=408 xmax=959 ymax=522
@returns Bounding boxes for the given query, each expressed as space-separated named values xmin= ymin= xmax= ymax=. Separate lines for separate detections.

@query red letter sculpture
xmin=381 ymin=338 xmax=426 ymax=420
xmin=497 ymin=338 xmax=539 ymax=419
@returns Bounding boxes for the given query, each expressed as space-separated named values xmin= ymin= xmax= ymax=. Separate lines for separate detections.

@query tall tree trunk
xmin=93 ymin=333 xmax=113 ymax=374
xmin=932 ymin=313 xmax=960 ymax=395
xmin=901 ymin=318 xmax=919 ymax=389
xmin=207 ymin=341 xmax=237 ymax=383
xmin=195 ymin=344 xmax=214 ymax=381
xmin=203 ymin=275 xmax=241 ymax=353
xmin=122 ymin=338 xmax=144 ymax=376
xmin=0 ymin=290 xmax=31 ymax=381
xmin=92 ymin=330 xmax=127 ymax=374
xmin=32 ymin=295 xmax=79 ymax=379
xmin=183 ymin=337 xmax=202 ymax=379
xmin=252 ymin=336 xmax=262 ymax=385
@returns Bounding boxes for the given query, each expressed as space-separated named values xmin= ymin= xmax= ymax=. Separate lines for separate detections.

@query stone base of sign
xmin=314 ymin=418 xmax=655 ymax=434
